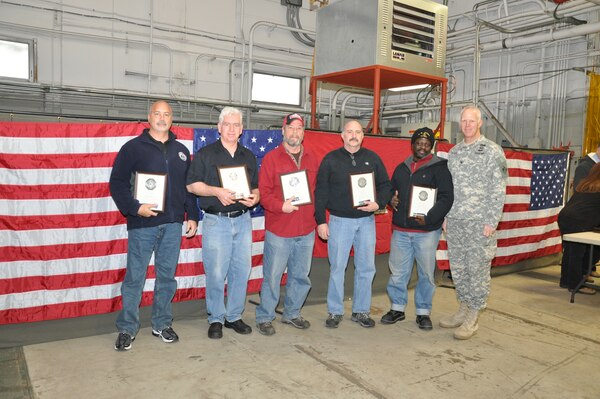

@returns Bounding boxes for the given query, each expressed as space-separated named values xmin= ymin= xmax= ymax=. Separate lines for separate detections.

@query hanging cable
xmin=285 ymin=4 xmax=315 ymax=47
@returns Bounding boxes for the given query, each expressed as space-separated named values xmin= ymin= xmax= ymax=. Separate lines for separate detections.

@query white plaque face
xmin=218 ymin=165 xmax=251 ymax=200
xmin=134 ymin=172 xmax=167 ymax=212
xmin=409 ymin=185 xmax=437 ymax=217
xmin=280 ymin=170 xmax=312 ymax=206
xmin=350 ymin=172 xmax=375 ymax=208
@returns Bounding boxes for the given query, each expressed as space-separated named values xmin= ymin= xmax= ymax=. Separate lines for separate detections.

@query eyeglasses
xmin=221 ymin=122 xmax=242 ymax=129
xmin=349 ymin=153 xmax=356 ymax=167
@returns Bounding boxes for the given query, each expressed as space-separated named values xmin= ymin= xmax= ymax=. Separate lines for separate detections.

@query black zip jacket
xmin=391 ymin=154 xmax=453 ymax=231
xmin=315 ymin=147 xmax=392 ymax=224
xmin=109 ymin=129 xmax=199 ymax=230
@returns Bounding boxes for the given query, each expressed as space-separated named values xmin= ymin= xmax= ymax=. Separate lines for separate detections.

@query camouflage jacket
xmin=446 ymin=135 xmax=507 ymax=227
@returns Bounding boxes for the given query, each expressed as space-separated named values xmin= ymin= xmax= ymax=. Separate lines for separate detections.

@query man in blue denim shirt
xmin=110 ymin=100 xmax=199 ymax=351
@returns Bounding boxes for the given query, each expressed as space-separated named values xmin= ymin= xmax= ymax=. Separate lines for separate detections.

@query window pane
xmin=252 ymin=73 xmax=301 ymax=106
xmin=0 ymin=40 xmax=30 ymax=80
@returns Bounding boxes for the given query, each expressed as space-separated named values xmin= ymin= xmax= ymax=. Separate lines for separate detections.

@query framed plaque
xmin=134 ymin=172 xmax=167 ymax=212
xmin=350 ymin=172 xmax=375 ymax=208
xmin=280 ymin=170 xmax=312 ymax=206
xmin=218 ymin=165 xmax=251 ymax=200
xmin=409 ymin=185 xmax=437 ymax=217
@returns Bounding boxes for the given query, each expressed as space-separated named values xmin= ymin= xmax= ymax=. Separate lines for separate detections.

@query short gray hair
xmin=219 ymin=107 xmax=243 ymax=124
xmin=459 ymin=104 xmax=481 ymax=122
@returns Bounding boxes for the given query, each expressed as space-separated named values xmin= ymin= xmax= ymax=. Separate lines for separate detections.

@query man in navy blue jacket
xmin=380 ymin=127 xmax=453 ymax=330
xmin=109 ymin=100 xmax=199 ymax=351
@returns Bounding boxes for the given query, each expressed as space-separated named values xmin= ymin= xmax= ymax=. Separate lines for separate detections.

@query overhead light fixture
xmin=388 ymin=84 xmax=430 ymax=92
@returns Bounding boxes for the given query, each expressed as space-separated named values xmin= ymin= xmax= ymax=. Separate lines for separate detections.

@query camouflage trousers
xmin=445 ymin=218 xmax=497 ymax=310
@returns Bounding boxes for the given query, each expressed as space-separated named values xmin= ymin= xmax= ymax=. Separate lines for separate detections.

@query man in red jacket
xmin=255 ymin=114 xmax=318 ymax=335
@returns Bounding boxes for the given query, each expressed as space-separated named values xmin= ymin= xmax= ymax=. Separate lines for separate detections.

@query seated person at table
xmin=558 ymin=163 xmax=600 ymax=295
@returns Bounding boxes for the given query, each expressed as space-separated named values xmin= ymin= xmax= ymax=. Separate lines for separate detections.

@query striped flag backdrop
xmin=435 ymin=142 xmax=568 ymax=269
xmin=7 ymin=123 xmax=566 ymax=324
xmin=0 ymin=122 xmax=279 ymax=325
xmin=0 ymin=122 xmax=408 ymax=325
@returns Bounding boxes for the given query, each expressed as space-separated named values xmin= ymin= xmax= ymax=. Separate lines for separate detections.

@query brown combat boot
xmin=439 ymin=302 xmax=468 ymax=328
xmin=453 ymin=307 xmax=480 ymax=340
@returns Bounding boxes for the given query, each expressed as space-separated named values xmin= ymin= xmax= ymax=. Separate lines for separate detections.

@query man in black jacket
xmin=380 ymin=127 xmax=453 ymax=330
xmin=110 ymin=100 xmax=199 ymax=351
xmin=315 ymin=120 xmax=392 ymax=329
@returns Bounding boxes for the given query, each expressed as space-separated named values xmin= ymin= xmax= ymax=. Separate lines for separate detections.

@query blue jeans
xmin=386 ymin=229 xmax=441 ymax=316
xmin=116 ymin=222 xmax=182 ymax=336
xmin=327 ymin=214 xmax=376 ymax=315
xmin=256 ymin=230 xmax=314 ymax=323
xmin=202 ymin=212 xmax=252 ymax=324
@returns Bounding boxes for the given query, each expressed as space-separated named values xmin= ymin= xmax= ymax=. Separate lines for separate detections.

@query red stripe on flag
xmin=1 ymin=269 xmax=125 ymax=294
xmin=505 ymin=185 xmax=530 ymax=195
xmin=497 ymin=215 xmax=558 ymax=230
xmin=505 ymin=151 xmax=533 ymax=161
xmin=0 ymin=211 xmax=125 ymax=230
xmin=0 ymin=240 xmax=128 ymax=262
xmin=503 ymin=203 xmax=531 ymax=212
xmin=508 ymin=168 xmax=532 ymax=178
xmin=0 ymin=183 xmax=111 ymax=200
xmin=2 ymin=257 xmax=265 ymax=295
xmin=493 ymin=244 xmax=563 ymax=266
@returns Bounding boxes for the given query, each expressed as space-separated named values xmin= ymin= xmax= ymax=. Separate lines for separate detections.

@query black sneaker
xmin=152 ymin=326 xmax=179 ymax=343
xmin=416 ymin=315 xmax=433 ymax=331
xmin=257 ymin=321 xmax=276 ymax=336
xmin=325 ymin=314 xmax=343 ymax=328
xmin=114 ymin=332 xmax=135 ymax=351
xmin=380 ymin=310 xmax=405 ymax=324
xmin=282 ymin=316 xmax=311 ymax=329
xmin=351 ymin=312 xmax=375 ymax=328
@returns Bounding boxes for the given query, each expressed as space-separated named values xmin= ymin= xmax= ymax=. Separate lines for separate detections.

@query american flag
xmin=13 ymin=122 xmax=563 ymax=324
xmin=436 ymin=142 xmax=569 ymax=268
xmin=0 ymin=122 xmax=283 ymax=325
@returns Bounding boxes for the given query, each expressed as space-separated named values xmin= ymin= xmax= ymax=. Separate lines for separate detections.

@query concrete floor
xmin=2 ymin=264 xmax=600 ymax=399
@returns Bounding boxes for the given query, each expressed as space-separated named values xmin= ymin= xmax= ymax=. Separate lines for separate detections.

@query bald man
xmin=110 ymin=100 xmax=199 ymax=351
xmin=315 ymin=120 xmax=392 ymax=329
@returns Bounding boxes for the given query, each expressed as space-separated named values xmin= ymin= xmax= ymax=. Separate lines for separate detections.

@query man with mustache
xmin=255 ymin=113 xmax=318 ymax=336
xmin=381 ymin=127 xmax=453 ymax=331
xmin=110 ymin=100 xmax=199 ymax=351
xmin=315 ymin=120 xmax=392 ymax=329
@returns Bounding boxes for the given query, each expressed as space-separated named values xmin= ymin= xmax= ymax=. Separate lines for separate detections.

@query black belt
xmin=204 ymin=209 xmax=248 ymax=218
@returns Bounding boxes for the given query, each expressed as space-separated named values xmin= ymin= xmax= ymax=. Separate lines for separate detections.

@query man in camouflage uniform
xmin=440 ymin=104 xmax=507 ymax=340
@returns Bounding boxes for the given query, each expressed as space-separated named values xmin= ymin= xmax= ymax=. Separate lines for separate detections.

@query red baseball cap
xmin=283 ymin=113 xmax=304 ymax=128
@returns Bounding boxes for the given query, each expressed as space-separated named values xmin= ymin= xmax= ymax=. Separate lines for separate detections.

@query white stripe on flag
xmin=0 ymin=137 xmax=136 ymax=154
xmin=495 ymin=236 xmax=562 ymax=257
xmin=1 ymin=197 xmax=117 ymax=216
xmin=1 ymin=167 xmax=113 ymax=185
xmin=499 ymin=208 xmax=559 ymax=221
xmin=496 ymin=223 xmax=559 ymax=239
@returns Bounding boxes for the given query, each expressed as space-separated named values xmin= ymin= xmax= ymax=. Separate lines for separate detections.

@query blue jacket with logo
xmin=109 ymin=129 xmax=199 ymax=230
